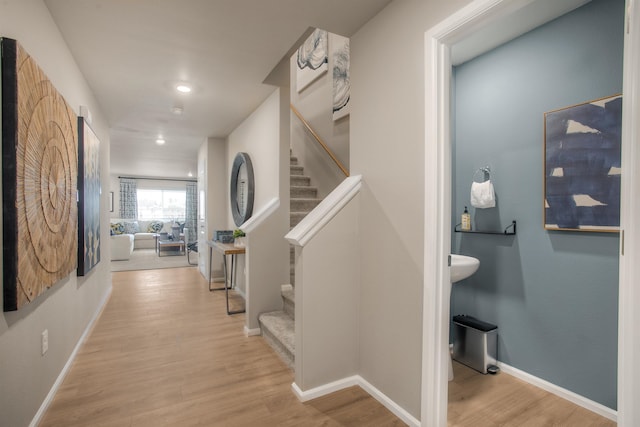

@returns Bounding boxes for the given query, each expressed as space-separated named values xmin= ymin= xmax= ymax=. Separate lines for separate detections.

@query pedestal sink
xmin=448 ymin=254 xmax=480 ymax=380
xmin=450 ymin=254 xmax=480 ymax=283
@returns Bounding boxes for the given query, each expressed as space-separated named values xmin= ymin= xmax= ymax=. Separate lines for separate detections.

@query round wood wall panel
xmin=15 ymin=44 xmax=77 ymax=308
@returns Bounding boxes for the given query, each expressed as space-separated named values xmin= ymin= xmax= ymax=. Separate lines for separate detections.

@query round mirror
xmin=230 ymin=152 xmax=254 ymax=226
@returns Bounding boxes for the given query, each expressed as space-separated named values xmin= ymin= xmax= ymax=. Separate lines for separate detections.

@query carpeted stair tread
xmin=282 ymin=287 xmax=295 ymax=319
xmin=291 ymin=175 xmax=311 ymax=186
xmin=291 ymin=185 xmax=318 ymax=198
xmin=291 ymin=198 xmax=322 ymax=211
xmin=290 ymin=212 xmax=307 ymax=227
xmin=282 ymin=288 xmax=294 ymax=302
xmin=290 ymin=165 xmax=304 ymax=175
xmin=272 ymin=149 xmax=322 ymax=368
xmin=259 ymin=311 xmax=294 ymax=368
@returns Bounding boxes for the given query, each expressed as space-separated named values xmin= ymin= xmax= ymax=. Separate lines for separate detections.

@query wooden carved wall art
xmin=2 ymin=38 xmax=78 ymax=311
xmin=77 ymin=117 xmax=101 ymax=276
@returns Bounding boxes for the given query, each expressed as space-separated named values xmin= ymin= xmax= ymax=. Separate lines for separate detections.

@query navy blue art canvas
xmin=544 ymin=94 xmax=622 ymax=231
xmin=77 ymin=117 xmax=101 ymax=275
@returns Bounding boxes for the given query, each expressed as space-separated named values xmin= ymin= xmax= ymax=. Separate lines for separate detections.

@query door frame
xmin=422 ymin=0 xmax=640 ymax=425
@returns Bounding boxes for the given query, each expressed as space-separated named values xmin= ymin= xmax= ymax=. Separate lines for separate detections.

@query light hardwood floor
xmin=40 ymin=268 xmax=403 ymax=426
xmin=40 ymin=267 xmax=615 ymax=426
xmin=448 ymin=361 xmax=616 ymax=427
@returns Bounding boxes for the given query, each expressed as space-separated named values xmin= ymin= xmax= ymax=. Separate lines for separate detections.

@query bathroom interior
xmin=448 ymin=0 xmax=622 ymax=413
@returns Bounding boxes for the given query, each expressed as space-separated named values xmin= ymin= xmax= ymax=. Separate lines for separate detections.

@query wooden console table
xmin=206 ymin=240 xmax=245 ymax=315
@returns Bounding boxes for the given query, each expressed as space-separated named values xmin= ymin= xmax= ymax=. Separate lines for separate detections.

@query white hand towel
xmin=470 ymin=180 xmax=496 ymax=209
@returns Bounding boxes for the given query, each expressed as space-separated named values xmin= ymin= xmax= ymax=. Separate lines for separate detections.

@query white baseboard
xmin=358 ymin=377 xmax=421 ymax=427
xmin=292 ymin=375 xmax=420 ymax=427
xmin=497 ymin=362 xmax=617 ymax=422
xmin=29 ymin=285 xmax=112 ymax=427
xmin=290 ymin=363 xmax=616 ymax=426
xmin=291 ymin=376 xmax=360 ymax=402
xmin=244 ymin=326 xmax=261 ymax=336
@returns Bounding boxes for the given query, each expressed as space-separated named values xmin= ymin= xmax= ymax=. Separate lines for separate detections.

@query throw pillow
xmin=124 ymin=221 xmax=139 ymax=234
xmin=147 ymin=220 xmax=164 ymax=233
xmin=110 ymin=222 xmax=124 ymax=235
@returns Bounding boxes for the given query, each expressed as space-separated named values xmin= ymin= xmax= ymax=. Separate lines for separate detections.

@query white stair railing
xmin=285 ymin=175 xmax=361 ymax=247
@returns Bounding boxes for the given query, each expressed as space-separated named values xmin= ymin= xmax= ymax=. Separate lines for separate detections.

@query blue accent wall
xmin=452 ymin=0 xmax=623 ymax=409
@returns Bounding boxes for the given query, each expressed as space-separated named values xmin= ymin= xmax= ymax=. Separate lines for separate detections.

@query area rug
xmin=110 ymin=248 xmax=199 ymax=272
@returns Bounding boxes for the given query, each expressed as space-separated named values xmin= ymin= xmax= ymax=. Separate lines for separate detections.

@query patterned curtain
xmin=185 ymin=182 xmax=197 ymax=242
xmin=119 ymin=178 xmax=138 ymax=219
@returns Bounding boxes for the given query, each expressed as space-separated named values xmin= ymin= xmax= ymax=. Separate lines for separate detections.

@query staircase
xmin=258 ymin=153 xmax=321 ymax=369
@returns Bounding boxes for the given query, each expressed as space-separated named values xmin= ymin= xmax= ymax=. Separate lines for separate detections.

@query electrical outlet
xmin=41 ymin=329 xmax=48 ymax=355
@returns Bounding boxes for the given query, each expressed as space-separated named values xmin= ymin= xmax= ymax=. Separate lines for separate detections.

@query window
xmin=137 ymin=189 xmax=186 ymax=220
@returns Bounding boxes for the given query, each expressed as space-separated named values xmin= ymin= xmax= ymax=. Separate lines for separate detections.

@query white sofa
xmin=110 ymin=219 xmax=181 ymax=250
xmin=111 ymin=234 xmax=134 ymax=261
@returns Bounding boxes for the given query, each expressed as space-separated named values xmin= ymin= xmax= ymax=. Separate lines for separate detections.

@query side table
xmin=206 ymin=240 xmax=245 ymax=315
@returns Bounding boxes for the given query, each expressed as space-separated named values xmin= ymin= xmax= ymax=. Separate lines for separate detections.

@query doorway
xmin=422 ymin=0 xmax=640 ymax=426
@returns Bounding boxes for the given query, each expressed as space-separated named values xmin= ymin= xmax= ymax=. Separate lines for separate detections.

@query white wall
xmin=198 ymin=137 xmax=226 ymax=280
xmin=294 ymin=196 xmax=360 ymax=390
xmin=226 ymin=88 xmax=290 ymax=330
xmin=350 ymin=0 xmax=470 ymax=418
xmin=227 ymin=89 xmax=283 ymax=223
xmin=0 ymin=1 xmax=112 ymax=425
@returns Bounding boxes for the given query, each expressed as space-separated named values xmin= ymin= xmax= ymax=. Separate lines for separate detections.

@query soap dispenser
xmin=461 ymin=206 xmax=471 ymax=231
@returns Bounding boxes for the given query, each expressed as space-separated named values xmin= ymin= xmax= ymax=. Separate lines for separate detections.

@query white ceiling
xmin=44 ymin=0 xmax=392 ymax=179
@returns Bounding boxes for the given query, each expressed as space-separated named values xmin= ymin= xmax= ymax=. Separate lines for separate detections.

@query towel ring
xmin=473 ymin=166 xmax=491 ymax=183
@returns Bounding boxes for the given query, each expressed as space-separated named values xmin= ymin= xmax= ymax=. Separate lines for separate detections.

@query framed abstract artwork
xmin=77 ymin=117 xmax=101 ymax=276
xmin=2 ymin=38 xmax=78 ymax=311
xmin=544 ymin=94 xmax=622 ymax=232
xmin=331 ymin=33 xmax=350 ymax=121
xmin=296 ymin=29 xmax=328 ymax=92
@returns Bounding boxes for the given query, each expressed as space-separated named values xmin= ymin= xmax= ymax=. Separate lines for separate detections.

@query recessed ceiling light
xmin=156 ymin=138 xmax=166 ymax=145
xmin=188 ymin=172 xmax=193 ymax=177
xmin=176 ymin=84 xmax=192 ymax=93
